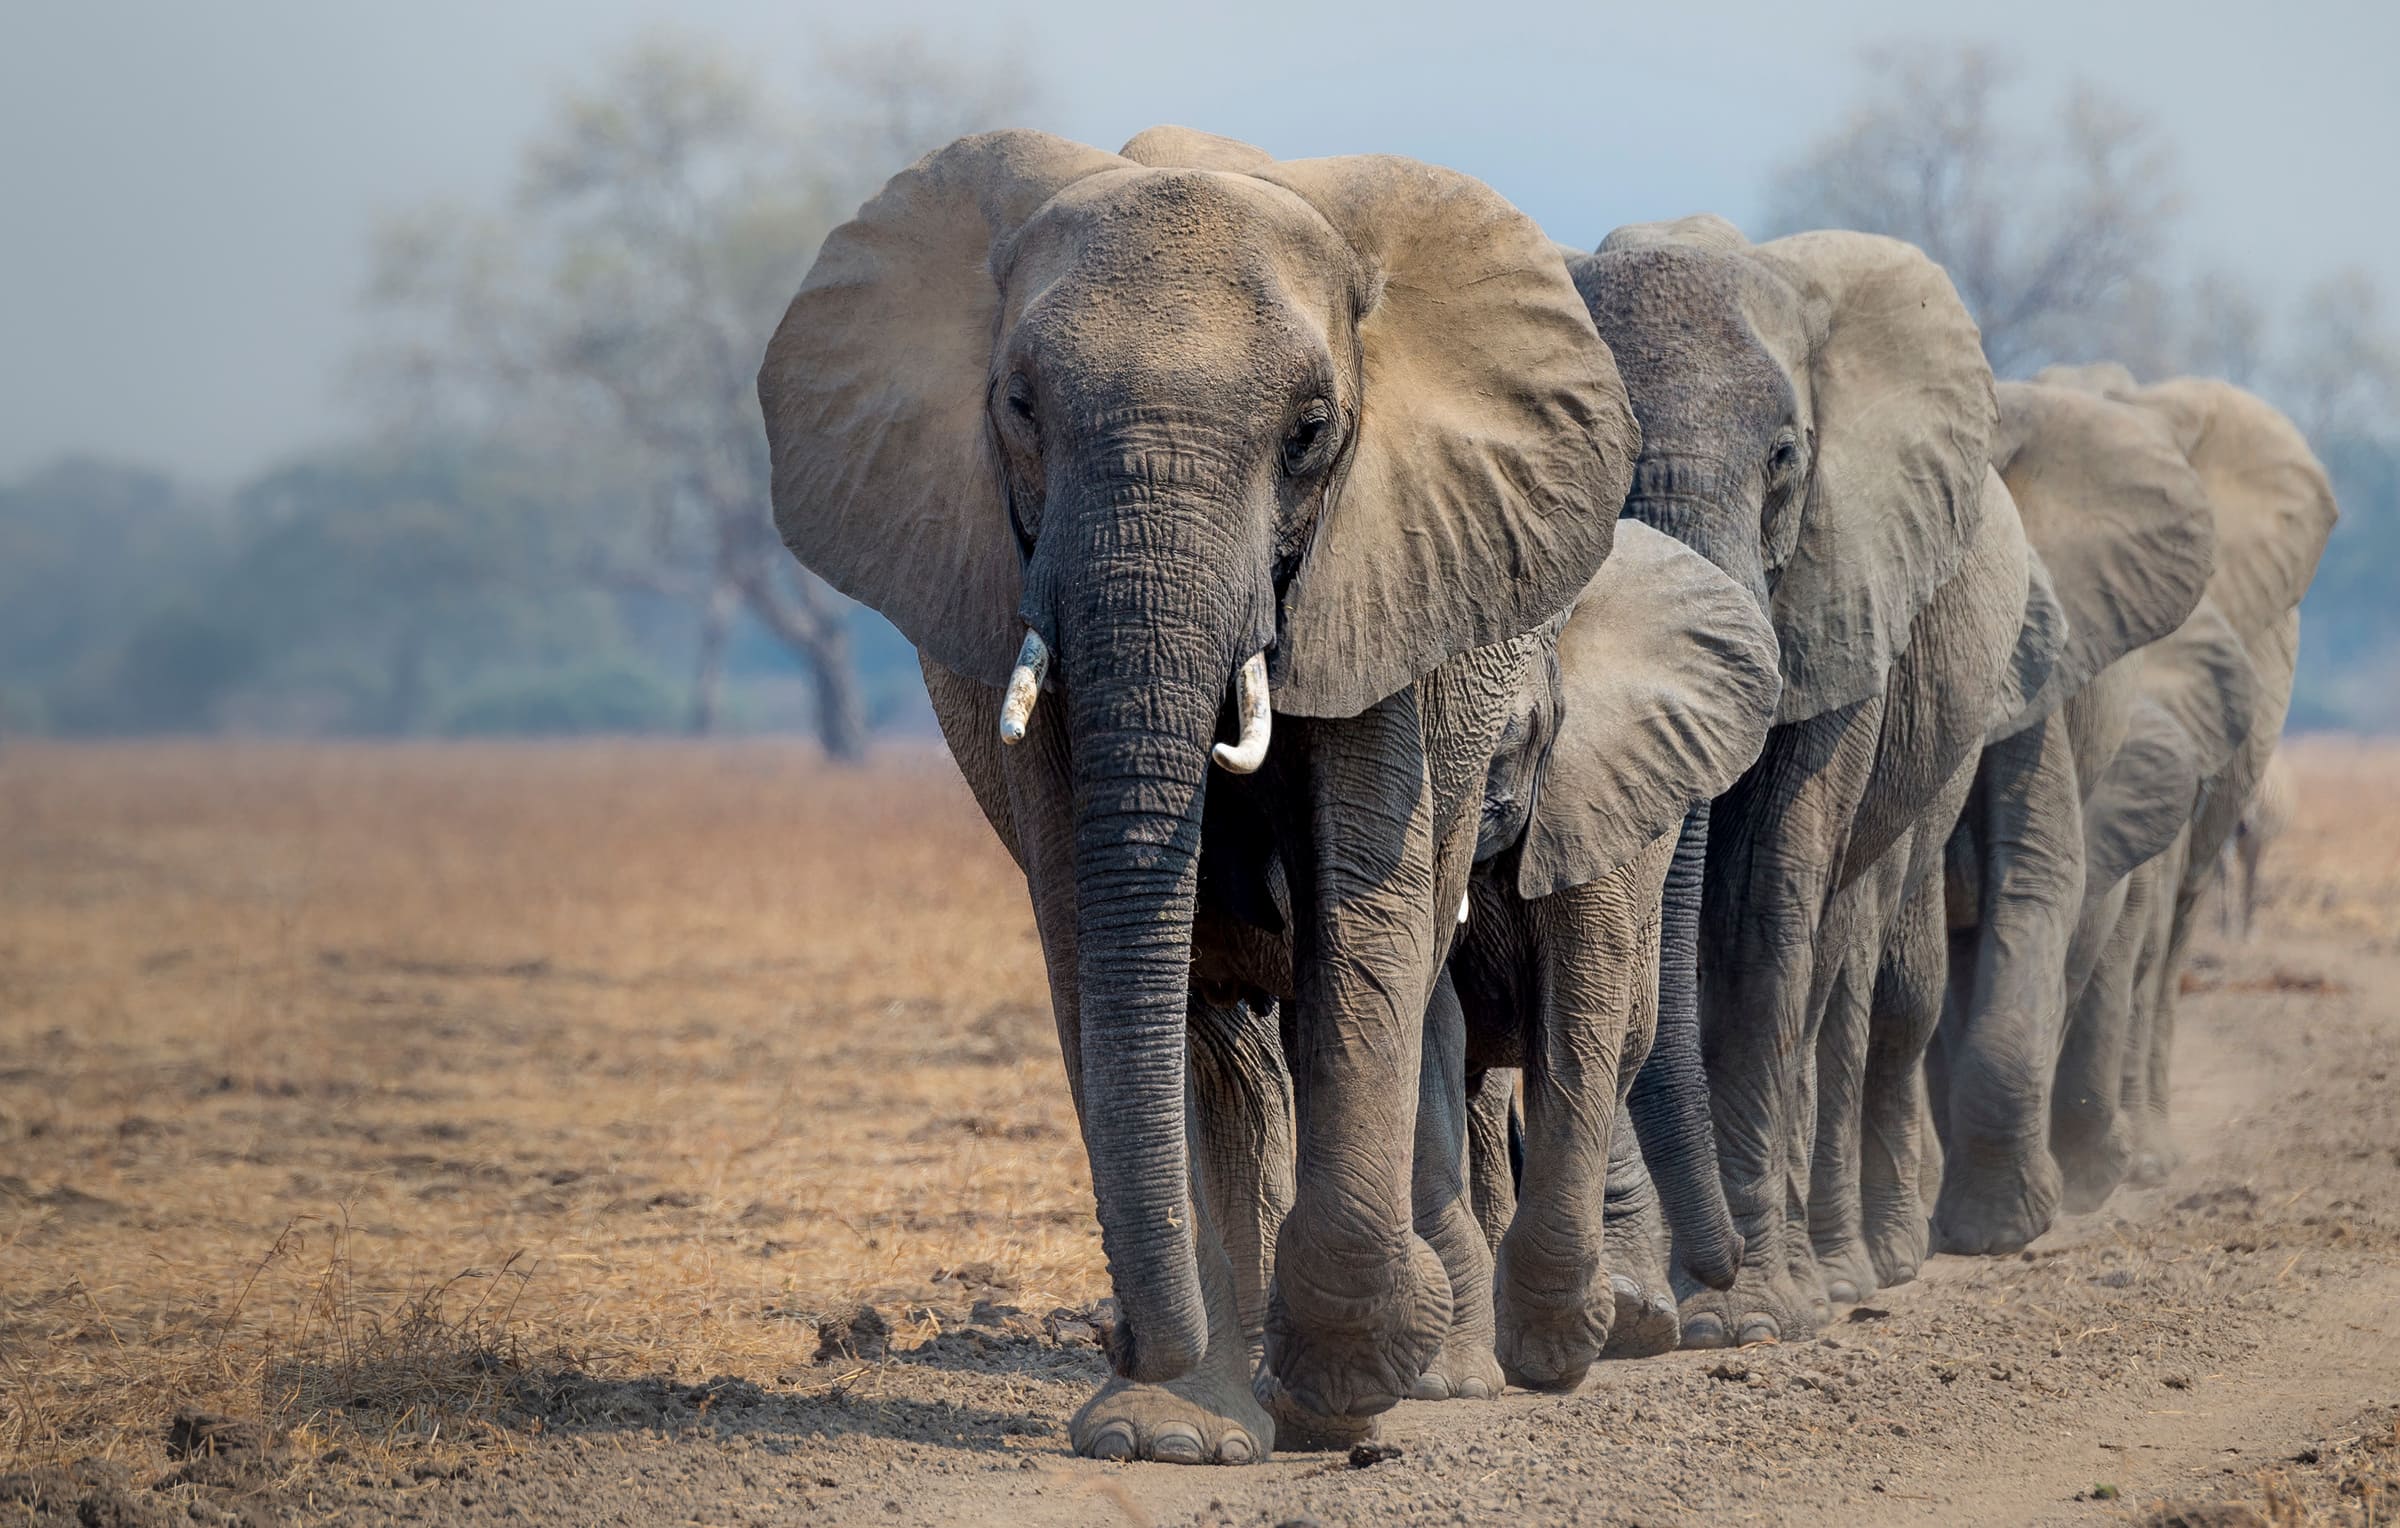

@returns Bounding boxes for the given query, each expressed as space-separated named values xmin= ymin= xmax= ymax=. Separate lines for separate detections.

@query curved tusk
xmin=1211 ymin=651 xmax=1272 ymax=775
xmin=997 ymin=630 xmax=1049 ymax=746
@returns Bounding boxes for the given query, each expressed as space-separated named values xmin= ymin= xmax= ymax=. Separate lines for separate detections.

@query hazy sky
xmin=3 ymin=0 xmax=2393 ymax=483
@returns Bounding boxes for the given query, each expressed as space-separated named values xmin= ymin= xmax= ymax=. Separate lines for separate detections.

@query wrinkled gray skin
xmin=2027 ymin=373 xmax=2336 ymax=1211
xmin=1415 ymin=522 xmax=1779 ymax=1392
xmin=1556 ymin=218 xmax=2035 ymax=1344
xmin=763 ymin=127 xmax=1638 ymax=1463
xmin=1924 ymin=378 xmax=2224 ymax=1258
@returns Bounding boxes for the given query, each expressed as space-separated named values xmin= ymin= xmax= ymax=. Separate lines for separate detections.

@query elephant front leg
xmin=1070 ymin=1131 xmax=1275 ymax=1464
xmin=1678 ymin=709 xmax=1873 ymax=1349
xmin=2051 ymin=872 xmax=2148 ymax=1211
xmin=1808 ymin=935 xmax=1878 ymax=1307
xmin=1463 ymin=1067 xmax=1518 ymax=1253
xmin=1932 ymin=720 xmax=2078 ymax=1256
xmin=1599 ymin=1104 xmax=1682 ymax=1359
xmin=1262 ymin=699 xmax=1454 ymax=1431
xmin=1860 ymin=868 xmax=1947 ymax=1284
xmin=1494 ymin=874 xmax=1654 ymax=1390
xmin=1406 ymin=971 xmax=1503 ymax=1402
xmin=1187 ymin=994 xmax=1294 ymax=1370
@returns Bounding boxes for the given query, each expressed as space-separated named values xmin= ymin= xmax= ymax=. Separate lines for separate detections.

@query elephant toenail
xmin=1737 ymin=1317 xmax=1781 ymax=1345
xmin=1681 ymin=1313 xmax=1729 ymax=1349
xmin=1408 ymin=1374 xmax=1449 ymax=1400
xmin=1826 ymin=1279 xmax=1860 ymax=1304
xmin=1149 ymin=1424 xmax=1204 ymax=1464
xmin=1458 ymin=1378 xmax=1492 ymax=1400
xmin=1217 ymin=1431 xmax=1257 ymax=1465
xmin=1610 ymin=1274 xmax=1641 ymax=1300
xmin=1087 ymin=1421 xmax=1137 ymax=1461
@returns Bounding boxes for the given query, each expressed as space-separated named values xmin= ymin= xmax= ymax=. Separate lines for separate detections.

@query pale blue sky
xmin=3 ymin=0 xmax=2392 ymax=481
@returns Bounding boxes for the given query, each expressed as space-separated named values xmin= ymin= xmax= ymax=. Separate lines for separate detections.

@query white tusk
xmin=998 ymin=630 xmax=1049 ymax=746
xmin=1458 ymin=892 xmax=1471 ymax=926
xmin=1211 ymin=651 xmax=1272 ymax=774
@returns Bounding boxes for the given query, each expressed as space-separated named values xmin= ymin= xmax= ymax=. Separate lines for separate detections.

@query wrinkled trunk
xmin=1627 ymin=801 xmax=1742 ymax=1288
xmin=1053 ymin=492 xmax=1250 ymax=1385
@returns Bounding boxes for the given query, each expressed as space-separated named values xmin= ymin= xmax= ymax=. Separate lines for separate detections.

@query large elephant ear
xmin=1515 ymin=521 xmax=1782 ymax=899
xmin=1257 ymin=156 xmax=1641 ymax=717
xmin=1992 ymin=381 xmax=2218 ymax=714
xmin=1987 ymin=540 xmax=2071 ymax=743
xmin=1747 ymin=232 xmax=1997 ymax=723
xmin=2120 ymin=379 xmax=2338 ymax=643
xmin=1118 ymin=124 xmax=1274 ymax=171
xmin=757 ymin=131 xmax=1130 ymax=688
xmin=2136 ymin=596 xmax=2257 ymax=787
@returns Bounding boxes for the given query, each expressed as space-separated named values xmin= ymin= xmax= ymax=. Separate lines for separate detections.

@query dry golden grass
xmin=1 ymin=735 xmax=2392 ymax=1490
xmin=0 ymin=741 xmax=1098 ymax=1477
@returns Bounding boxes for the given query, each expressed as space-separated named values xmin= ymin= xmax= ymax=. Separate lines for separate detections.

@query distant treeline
xmin=2 ymin=427 xmax=2394 ymax=741
xmin=0 ymin=443 xmax=924 ymax=743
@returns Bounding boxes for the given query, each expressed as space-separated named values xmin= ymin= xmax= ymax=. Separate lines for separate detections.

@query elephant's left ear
xmin=2119 ymin=379 xmax=2338 ymax=643
xmin=1257 ymin=155 xmax=1641 ymax=717
xmin=1992 ymin=381 xmax=2218 ymax=716
xmin=1515 ymin=521 xmax=1782 ymax=900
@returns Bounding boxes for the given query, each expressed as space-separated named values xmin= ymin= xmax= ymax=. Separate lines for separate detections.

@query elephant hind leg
xmin=1861 ymin=871 xmax=1946 ymax=1283
xmin=1188 ymin=994 xmax=1294 ymax=1369
xmin=1600 ymin=1104 xmax=1681 ymax=1359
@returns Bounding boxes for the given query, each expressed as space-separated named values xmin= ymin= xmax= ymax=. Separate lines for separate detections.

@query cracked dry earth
xmin=2 ymin=741 xmax=2395 ymax=1526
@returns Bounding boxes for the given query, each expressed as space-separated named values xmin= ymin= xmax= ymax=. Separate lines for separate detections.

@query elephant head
xmin=1568 ymin=215 xmax=1995 ymax=724
xmin=759 ymin=128 xmax=1637 ymax=1382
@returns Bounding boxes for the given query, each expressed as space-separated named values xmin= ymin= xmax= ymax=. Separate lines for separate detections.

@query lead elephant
xmin=1557 ymin=216 xmax=2040 ymax=1344
xmin=760 ymin=126 xmax=1641 ymax=1462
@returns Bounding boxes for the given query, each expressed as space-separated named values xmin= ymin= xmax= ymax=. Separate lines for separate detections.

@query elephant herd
xmin=756 ymin=127 xmax=2339 ymax=1465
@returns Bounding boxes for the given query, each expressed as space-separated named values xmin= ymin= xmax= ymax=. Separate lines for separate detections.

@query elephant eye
xmin=1001 ymin=375 xmax=1039 ymax=435
xmin=1766 ymin=431 xmax=1801 ymax=483
xmin=1282 ymin=399 xmax=1336 ymax=475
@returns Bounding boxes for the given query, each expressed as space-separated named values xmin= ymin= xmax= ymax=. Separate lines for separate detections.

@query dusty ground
xmin=2 ymin=736 xmax=2395 ymax=1527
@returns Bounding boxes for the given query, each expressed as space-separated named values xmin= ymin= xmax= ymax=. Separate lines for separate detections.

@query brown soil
xmin=3 ymin=738 xmax=2396 ymax=1526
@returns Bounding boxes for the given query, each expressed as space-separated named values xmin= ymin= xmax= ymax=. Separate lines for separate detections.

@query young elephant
xmin=761 ymin=126 xmax=1640 ymax=1462
xmin=1558 ymin=216 xmax=2038 ymax=1344
xmin=1412 ymin=520 xmax=1780 ymax=1394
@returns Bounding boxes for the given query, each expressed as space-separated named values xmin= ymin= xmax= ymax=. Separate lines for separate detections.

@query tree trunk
xmin=688 ymin=578 xmax=737 ymax=736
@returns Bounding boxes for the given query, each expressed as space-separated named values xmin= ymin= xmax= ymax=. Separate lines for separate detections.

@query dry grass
xmin=0 ymin=741 xmax=1096 ymax=1479
xmin=1 ymin=735 xmax=2393 ymax=1491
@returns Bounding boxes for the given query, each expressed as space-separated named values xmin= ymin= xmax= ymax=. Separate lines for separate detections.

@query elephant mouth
xmin=1001 ymin=629 xmax=1274 ymax=776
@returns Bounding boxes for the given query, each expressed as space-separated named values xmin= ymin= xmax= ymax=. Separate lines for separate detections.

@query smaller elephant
xmin=1414 ymin=519 xmax=1780 ymax=1395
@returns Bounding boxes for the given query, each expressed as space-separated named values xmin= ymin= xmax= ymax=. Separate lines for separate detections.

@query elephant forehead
xmin=1575 ymin=247 xmax=1795 ymax=427
xmin=1004 ymin=167 xmax=1355 ymax=312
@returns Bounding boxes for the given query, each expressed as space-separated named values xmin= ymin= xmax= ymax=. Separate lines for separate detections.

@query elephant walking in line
xmin=2221 ymin=748 xmax=2294 ymax=940
xmin=761 ymin=125 xmax=1646 ymax=1462
xmin=1550 ymin=215 xmax=2042 ymax=1345
xmin=2031 ymin=371 xmax=2337 ymax=1206
xmin=1916 ymin=376 xmax=2224 ymax=1259
xmin=1413 ymin=518 xmax=1779 ymax=1393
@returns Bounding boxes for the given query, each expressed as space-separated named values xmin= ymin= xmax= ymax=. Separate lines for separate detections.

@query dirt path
xmin=271 ymin=932 xmax=2395 ymax=1528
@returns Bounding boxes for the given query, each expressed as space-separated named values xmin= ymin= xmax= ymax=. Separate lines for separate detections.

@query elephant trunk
xmin=1050 ymin=489 xmax=1260 ymax=1385
xmin=1627 ymin=800 xmax=1743 ymax=1288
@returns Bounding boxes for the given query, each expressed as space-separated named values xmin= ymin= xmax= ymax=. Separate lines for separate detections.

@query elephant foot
xmin=1267 ymin=1232 xmax=1451 ymax=1421
xmin=1810 ymin=1235 xmax=1879 ymax=1307
xmin=2127 ymin=1122 xmax=2181 ymax=1188
xmin=1071 ymin=1368 xmax=1272 ymax=1465
xmin=1410 ymin=1333 xmax=1504 ymax=1400
xmin=1600 ymin=1271 xmax=1681 ymax=1360
xmin=1865 ymin=1210 xmax=1931 ymax=1289
xmin=1494 ymin=1281 xmax=1607 ymax=1393
xmin=2055 ymin=1121 xmax=2135 ymax=1214
xmin=1930 ymin=1146 xmax=2059 ymax=1258
xmin=1676 ymin=1261 xmax=1816 ymax=1349
xmin=1257 ymin=1372 xmax=1380 ymax=1452
xmin=1596 ymin=1145 xmax=1679 ymax=1358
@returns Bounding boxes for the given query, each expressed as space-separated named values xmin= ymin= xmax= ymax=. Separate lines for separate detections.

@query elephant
xmin=2221 ymin=748 xmax=2294 ymax=939
xmin=1552 ymin=214 xmax=2043 ymax=1344
xmin=2029 ymin=369 xmax=2337 ymax=1203
xmin=1411 ymin=518 xmax=1780 ymax=1394
xmin=758 ymin=125 xmax=1642 ymax=1462
xmin=1917 ymin=376 xmax=2223 ymax=1258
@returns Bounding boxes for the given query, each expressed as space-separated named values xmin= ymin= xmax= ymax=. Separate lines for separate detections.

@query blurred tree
xmin=1763 ymin=43 xmax=2182 ymax=376
xmin=359 ymin=30 xmax=1029 ymax=758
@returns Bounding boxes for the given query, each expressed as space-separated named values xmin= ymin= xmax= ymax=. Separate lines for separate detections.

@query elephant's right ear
xmin=1749 ymin=232 xmax=1997 ymax=723
xmin=1515 ymin=521 xmax=1782 ymax=900
xmin=1256 ymin=155 xmax=1640 ymax=718
xmin=2086 ymin=598 xmax=2256 ymax=889
xmin=2120 ymin=379 xmax=2338 ymax=643
xmin=1993 ymin=381 xmax=2219 ymax=715
xmin=758 ymin=131 xmax=1129 ymax=688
